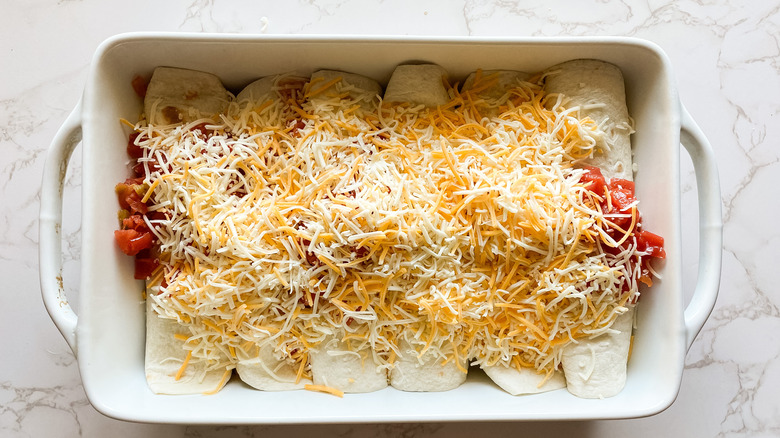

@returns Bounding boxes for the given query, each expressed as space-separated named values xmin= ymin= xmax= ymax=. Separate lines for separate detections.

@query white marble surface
xmin=2 ymin=0 xmax=778 ymax=436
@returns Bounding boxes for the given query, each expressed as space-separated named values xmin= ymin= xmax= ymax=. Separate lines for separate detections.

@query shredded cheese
xmin=135 ymin=71 xmax=649 ymax=383
xmin=304 ymin=383 xmax=345 ymax=397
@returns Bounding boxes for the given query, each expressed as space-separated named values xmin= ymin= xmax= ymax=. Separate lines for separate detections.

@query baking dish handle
xmin=679 ymin=104 xmax=722 ymax=351
xmin=39 ymin=100 xmax=83 ymax=356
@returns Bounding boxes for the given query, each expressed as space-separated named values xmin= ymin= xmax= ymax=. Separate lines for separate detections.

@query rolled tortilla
xmin=236 ymin=74 xmax=308 ymax=107
xmin=143 ymin=68 xmax=234 ymax=394
xmin=235 ymin=76 xmax=277 ymax=104
xmin=232 ymin=74 xmax=316 ymax=391
xmin=383 ymin=64 xmax=450 ymax=107
xmin=389 ymin=340 xmax=467 ymax=392
xmin=306 ymin=70 xmax=382 ymax=112
xmin=461 ymin=69 xmax=531 ymax=116
xmin=309 ymin=336 xmax=388 ymax=393
xmin=144 ymin=67 xmax=231 ymax=126
xmin=460 ymin=68 xmax=568 ymax=395
xmin=560 ymin=308 xmax=634 ymax=398
xmin=382 ymin=65 xmax=468 ymax=391
xmin=542 ymin=59 xmax=634 ymax=181
xmin=145 ymin=289 xmax=232 ymax=395
xmin=236 ymin=343 xmax=311 ymax=391
xmin=481 ymin=364 xmax=566 ymax=396
xmin=300 ymin=71 xmax=388 ymax=393
xmin=544 ymin=59 xmax=635 ymax=398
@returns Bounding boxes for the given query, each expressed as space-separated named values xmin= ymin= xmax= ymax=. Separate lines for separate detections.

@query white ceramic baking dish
xmin=40 ymin=33 xmax=722 ymax=424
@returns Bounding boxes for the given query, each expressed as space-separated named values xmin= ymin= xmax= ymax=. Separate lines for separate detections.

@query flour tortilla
xmin=232 ymin=74 xmax=316 ymax=391
xmin=544 ymin=59 xmax=635 ymax=398
xmin=561 ymin=308 xmax=634 ymax=398
xmin=543 ymin=59 xmax=634 ymax=181
xmin=461 ymin=70 xmax=531 ymax=116
xmin=383 ymin=65 xmax=468 ymax=391
xmin=481 ymin=364 xmax=566 ymax=396
xmin=235 ymin=76 xmax=277 ymax=104
xmin=144 ymin=67 xmax=231 ymax=126
xmin=383 ymin=64 xmax=450 ymax=107
xmin=390 ymin=340 xmax=467 ymax=392
xmin=144 ymin=289 xmax=231 ymax=395
xmin=309 ymin=336 xmax=388 ymax=393
xmin=307 ymin=70 xmax=382 ymax=111
xmin=480 ymin=357 xmax=566 ymax=396
xmin=464 ymin=62 xmax=634 ymax=398
xmin=143 ymin=68 xmax=233 ymax=394
xmin=300 ymin=71 xmax=387 ymax=393
xmin=460 ymin=68 xmax=567 ymax=395
xmin=236 ymin=344 xmax=311 ymax=391
xmin=236 ymin=74 xmax=309 ymax=107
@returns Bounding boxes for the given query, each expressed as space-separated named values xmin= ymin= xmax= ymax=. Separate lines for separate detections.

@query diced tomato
xmin=134 ymin=256 xmax=159 ymax=279
xmin=580 ymin=166 xmax=606 ymax=196
xmin=132 ymin=162 xmax=145 ymax=177
xmin=636 ymin=230 xmax=666 ymax=258
xmin=146 ymin=210 xmax=168 ymax=222
xmin=127 ymin=132 xmax=144 ymax=159
xmin=600 ymin=243 xmax=622 ymax=257
xmin=608 ymin=178 xmax=635 ymax=195
xmin=122 ymin=214 xmax=149 ymax=232
xmin=115 ymin=179 xmax=148 ymax=215
xmin=599 ymin=178 xmax=637 ymax=230
xmin=132 ymin=156 xmax=169 ymax=177
xmin=581 ymin=166 xmax=665 ymax=298
xmin=114 ymin=229 xmax=154 ymax=256
xmin=131 ymin=160 xmax=162 ymax=177
xmin=609 ymin=186 xmax=635 ymax=213
xmin=131 ymin=75 xmax=148 ymax=98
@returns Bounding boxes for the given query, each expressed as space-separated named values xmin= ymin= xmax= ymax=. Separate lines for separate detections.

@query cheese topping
xmin=133 ymin=72 xmax=650 ymax=381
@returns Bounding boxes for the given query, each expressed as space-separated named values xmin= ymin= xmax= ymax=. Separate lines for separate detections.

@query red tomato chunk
xmin=114 ymin=228 xmax=153 ymax=256
xmin=637 ymin=230 xmax=666 ymax=258
xmin=580 ymin=166 xmax=607 ymax=196
xmin=134 ymin=254 xmax=159 ymax=280
xmin=126 ymin=132 xmax=144 ymax=159
xmin=116 ymin=178 xmax=148 ymax=215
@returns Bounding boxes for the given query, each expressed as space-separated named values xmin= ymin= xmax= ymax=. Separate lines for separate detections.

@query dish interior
xmin=78 ymin=35 xmax=683 ymax=423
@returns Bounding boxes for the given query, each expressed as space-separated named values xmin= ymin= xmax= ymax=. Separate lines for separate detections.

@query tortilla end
xmin=309 ymin=339 xmax=388 ymax=393
xmin=561 ymin=308 xmax=634 ymax=399
xmin=390 ymin=356 xmax=467 ymax=392
xmin=482 ymin=364 xmax=566 ymax=396
xmin=384 ymin=64 xmax=450 ymax=107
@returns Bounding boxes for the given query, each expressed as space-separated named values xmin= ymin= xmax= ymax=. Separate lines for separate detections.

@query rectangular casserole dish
xmin=39 ymin=33 xmax=722 ymax=424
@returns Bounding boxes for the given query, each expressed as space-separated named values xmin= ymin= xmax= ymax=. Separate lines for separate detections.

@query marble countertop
xmin=3 ymin=0 xmax=778 ymax=436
